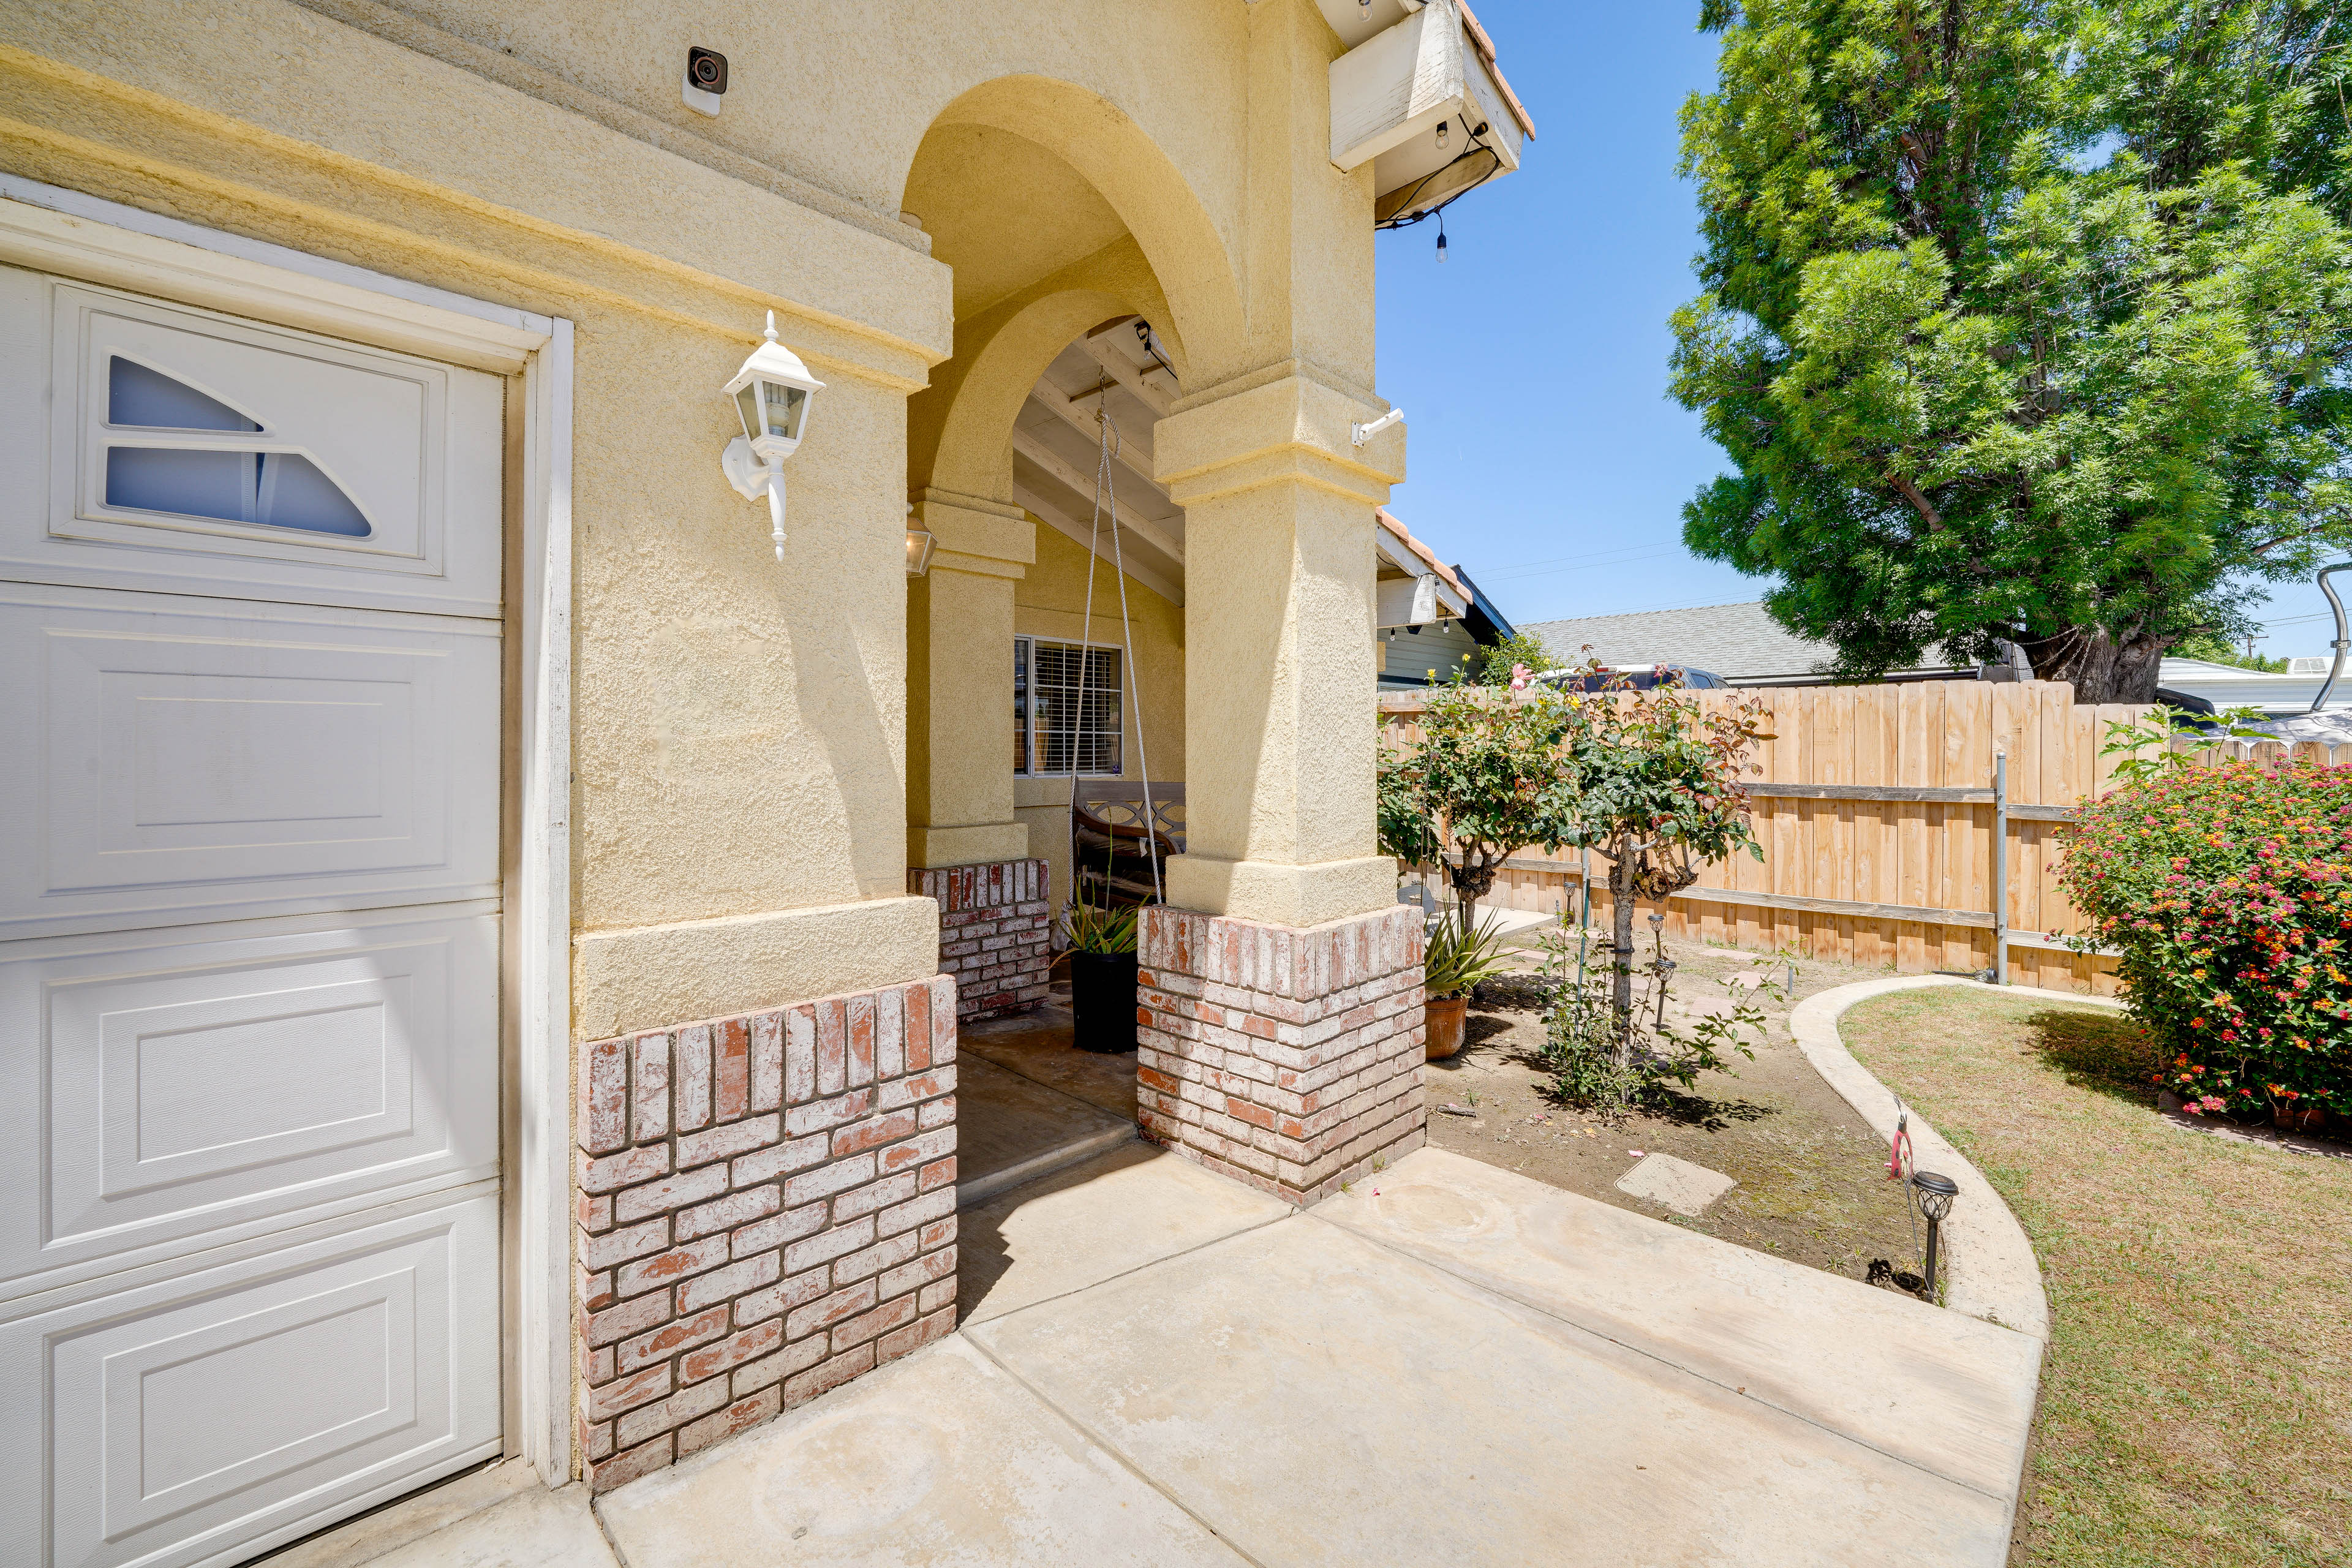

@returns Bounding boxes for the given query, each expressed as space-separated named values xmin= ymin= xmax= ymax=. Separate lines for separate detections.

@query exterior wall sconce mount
xmin=1351 ymin=405 xmax=1404 ymax=447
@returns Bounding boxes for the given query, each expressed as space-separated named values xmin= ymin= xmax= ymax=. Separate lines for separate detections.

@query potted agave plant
xmin=1422 ymin=905 xmax=1512 ymax=1060
xmin=1063 ymin=892 xmax=1142 ymax=1054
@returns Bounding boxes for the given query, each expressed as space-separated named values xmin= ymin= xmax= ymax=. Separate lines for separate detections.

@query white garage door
xmin=0 ymin=267 xmax=505 ymax=1568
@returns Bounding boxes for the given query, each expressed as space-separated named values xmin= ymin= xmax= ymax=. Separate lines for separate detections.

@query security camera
xmin=684 ymin=47 xmax=727 ymax=116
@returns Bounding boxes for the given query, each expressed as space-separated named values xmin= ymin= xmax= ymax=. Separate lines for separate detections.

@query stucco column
xmin=1153 ymin=374 xmax=1404 ymax=927
xmin=906 ymin=488 xmax=1033 ymax=869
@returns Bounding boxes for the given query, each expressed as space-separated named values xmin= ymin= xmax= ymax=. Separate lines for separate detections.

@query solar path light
xmin=1910 ymin=1170 xmax=1960 ymax=1302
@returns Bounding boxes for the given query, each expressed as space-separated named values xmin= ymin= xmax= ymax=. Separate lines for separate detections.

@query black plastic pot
xmin=1069 ymin=949 xmax=1140 ymax=1054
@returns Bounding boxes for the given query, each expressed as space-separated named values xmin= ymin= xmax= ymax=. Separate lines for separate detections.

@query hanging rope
xmin=1066 ymin=389 xmax=1163 ymax=903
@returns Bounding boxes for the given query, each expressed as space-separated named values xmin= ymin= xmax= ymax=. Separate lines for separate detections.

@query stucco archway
xmin=908 ymin=74 xmax=1245 ymax=386
xmin=899 ymin=77 xmax=1216 ymax=1039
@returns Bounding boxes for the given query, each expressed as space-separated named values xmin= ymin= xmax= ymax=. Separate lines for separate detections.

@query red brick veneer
xmin=1136 ymin=903 xmax=1426 ymax=1205
xmin=572 ymin=974 xmax=958 ymax=1491
xmin=910 ymin=859 xmax=1050 ymax=1021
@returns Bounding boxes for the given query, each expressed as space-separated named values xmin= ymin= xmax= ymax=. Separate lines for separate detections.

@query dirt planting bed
xmin=1419 ymin=930 xmax=1931 ymax=1284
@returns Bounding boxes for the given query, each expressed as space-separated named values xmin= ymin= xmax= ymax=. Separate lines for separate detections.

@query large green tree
xmin=1672 ymin=1 xmax=2352 ymax=702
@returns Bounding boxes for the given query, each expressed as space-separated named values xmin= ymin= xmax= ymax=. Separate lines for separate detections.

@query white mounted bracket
xmin=1352 ymin=406 xmax=1405 ymax=447
xmin=722 ymin=435 xmax=788 ymax=560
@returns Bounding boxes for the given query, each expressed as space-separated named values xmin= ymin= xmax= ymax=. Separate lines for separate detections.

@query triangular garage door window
xmin=103 ymin=357 xmax=373 ymax=538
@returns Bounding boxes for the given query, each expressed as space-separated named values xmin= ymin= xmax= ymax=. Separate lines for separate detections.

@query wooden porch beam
xmin=1014 ymin=483 xmax=1186 ymax=607
xmin=1010 ymin=428 xmax=1186 ymax=565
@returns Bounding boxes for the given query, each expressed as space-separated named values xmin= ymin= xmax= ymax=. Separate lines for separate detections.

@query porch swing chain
xmin=1068 ymin=393 xmax=1162 ymax=905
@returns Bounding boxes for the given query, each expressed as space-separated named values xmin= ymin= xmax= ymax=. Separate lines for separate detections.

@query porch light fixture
xmin=905 ymin=503 xmax=934 ymax=576
xmin=1910 ymin=1170 xmax=1959 ymax=1302
xmin=721 ymin=311 xmax=824 ymax=562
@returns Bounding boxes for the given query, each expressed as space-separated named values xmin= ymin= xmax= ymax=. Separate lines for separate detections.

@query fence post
xmin=1991 ymin=750 xmax=2010 ymax=987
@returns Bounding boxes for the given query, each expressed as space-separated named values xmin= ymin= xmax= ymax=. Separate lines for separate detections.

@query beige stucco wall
xmin=0 ymin=0 xmax=1403 ymax=1028
xmin=1013 ymin=524 xmax=1185 ymax=920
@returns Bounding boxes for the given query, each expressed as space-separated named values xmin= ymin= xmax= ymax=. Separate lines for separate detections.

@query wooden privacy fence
xmin=1378 ymin=680 xmax=2350 ymax=996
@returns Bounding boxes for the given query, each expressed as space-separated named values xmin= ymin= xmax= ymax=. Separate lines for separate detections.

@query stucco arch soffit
xmin=910 ymin=241 xmax=1171 ymax=505
xmin=908 ymin=76 xmax=1244 ymax=382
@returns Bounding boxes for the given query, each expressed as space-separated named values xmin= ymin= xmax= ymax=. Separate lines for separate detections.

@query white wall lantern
xmin=721 ymin=311 xmax=824 ymax=561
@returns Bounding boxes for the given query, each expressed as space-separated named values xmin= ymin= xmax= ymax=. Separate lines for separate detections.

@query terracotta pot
xmin=1069 ymin=950 xmax=1139 ymax=1054
xmin=1425 ymin=996 xmax=1468 ymax=1060
xmin=2273 ymin=1102 xmax=2329 ymax=1134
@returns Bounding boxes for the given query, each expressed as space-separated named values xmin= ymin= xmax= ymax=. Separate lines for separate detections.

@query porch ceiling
xmin=1013 ymin=320 xmax=1186 ymax=602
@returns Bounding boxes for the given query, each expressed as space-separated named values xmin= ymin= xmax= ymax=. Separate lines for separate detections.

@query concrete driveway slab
xmin=596 ymin=1335 xmax=1246 ymax=1568
xmin=959 ymin=1143 xmax=1291 ymax=1324
xmin=360 ymin=1482 xmax=616 ymax=1568
xmin=968 ymin=1213 xmax=2016 ymax=1567
xmin=1314 ymin=1148 xmax=2041 ymax=1505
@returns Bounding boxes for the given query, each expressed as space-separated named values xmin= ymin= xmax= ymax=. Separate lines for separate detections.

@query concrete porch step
xmin=951 ymin=1051 xmax=1140 ymax=1209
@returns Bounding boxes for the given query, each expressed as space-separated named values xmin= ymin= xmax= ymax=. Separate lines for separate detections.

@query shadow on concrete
xmin=955 ymin=1139 xmax=1170 ymax=1321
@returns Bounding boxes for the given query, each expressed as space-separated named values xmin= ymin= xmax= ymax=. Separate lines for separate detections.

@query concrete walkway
xmin=313 ymin=1139 xmax=2042 ymax=1567
xmin=595 ymin=1142 xmax=2036 ymax=1567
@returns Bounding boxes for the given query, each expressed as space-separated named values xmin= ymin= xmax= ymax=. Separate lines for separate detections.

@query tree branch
xmin=1888 ymin=472 xmax=1945 ymax=530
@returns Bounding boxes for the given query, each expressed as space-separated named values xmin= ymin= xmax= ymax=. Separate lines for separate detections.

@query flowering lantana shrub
xmin=2057 ymin=760 xmax=2352 ymax=1120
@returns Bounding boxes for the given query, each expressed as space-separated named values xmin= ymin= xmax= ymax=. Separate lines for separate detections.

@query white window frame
xmin=0 ymin=176 xmax=577 ymax=1488
xmin=1014 ymin=634 xmax=1125 ymax=778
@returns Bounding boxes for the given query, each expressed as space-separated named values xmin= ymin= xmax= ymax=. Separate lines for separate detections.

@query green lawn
xmin=1841 ymin=988 xmax=2352 ymax=1568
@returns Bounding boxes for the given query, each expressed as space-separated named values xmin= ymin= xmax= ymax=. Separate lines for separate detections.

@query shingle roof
xmin=1519 ymin=602 xmax=1836 ymax=682
xmin=1521 ymin=601 xmax=1970 ymax=682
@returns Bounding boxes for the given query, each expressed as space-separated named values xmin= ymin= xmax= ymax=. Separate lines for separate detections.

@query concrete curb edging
xmin=1788 ymin=975 xmax=2119 ymax=1343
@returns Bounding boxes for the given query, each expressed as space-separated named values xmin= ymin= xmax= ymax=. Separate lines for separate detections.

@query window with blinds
xmin=1013 ymin=636 xmax=1122 ymax=776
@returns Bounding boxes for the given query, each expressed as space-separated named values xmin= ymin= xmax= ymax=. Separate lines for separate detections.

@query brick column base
xmin=572 ymin=974 xmax=959 ymax=1492
xmin=1136 ymin=903 xmax=1425 ymax=1205
xmin=910 ymin=859 xmax=1050 ymax=1021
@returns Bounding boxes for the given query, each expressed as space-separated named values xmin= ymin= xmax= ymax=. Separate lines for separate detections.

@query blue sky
xmin=1373 ymin=1 xmax=2339 ymax=658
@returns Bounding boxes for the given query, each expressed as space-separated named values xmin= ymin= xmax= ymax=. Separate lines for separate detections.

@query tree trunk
xmin=1610 ymin=853 xmax=1639 ymax=1065
xmin=2017 ymin=625 xmax=2168 ymax=704
xmin=1450 ymin=847 xmax=1504 ymax=932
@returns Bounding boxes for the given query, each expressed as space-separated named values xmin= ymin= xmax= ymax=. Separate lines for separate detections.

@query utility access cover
xmin=1615 ymin=1153 xmax=1738 ymax=1216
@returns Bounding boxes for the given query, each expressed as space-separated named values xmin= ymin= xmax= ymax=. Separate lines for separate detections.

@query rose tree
xmin=1556 ymin=684 xmax=1772 ymax=1051
xmin=1376 ymin=683 xmax=1580 ymax=927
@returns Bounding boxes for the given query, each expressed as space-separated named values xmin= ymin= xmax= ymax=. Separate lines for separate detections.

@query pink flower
xmin=1509 ymin=663 xmax=1531 ymax=692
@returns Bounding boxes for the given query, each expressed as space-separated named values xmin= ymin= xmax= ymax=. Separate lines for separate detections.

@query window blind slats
xmin=1016 ymin=637 xmax=1121 ymax=776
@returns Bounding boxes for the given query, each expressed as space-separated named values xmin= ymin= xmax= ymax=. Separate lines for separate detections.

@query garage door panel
xmin=1 ymin=1194 xmax=499 ymax=1568
xmin=0 ymin=589 xmax=499 ymax=940
xmin=0 ymin=268 xmax=503 ymax=617
xmin=0 ymin=910 xmax=498 ymax=1295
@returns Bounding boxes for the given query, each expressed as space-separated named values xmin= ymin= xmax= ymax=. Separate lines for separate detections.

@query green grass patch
xmin=1842 ymin=988 xmax=2352 ymax=1567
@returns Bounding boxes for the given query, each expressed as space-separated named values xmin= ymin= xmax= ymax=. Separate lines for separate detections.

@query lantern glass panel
xmin=761 ymin=382 xmax=808 ymax=441
xmin=735 ymin=385 xmax=761 ymax=445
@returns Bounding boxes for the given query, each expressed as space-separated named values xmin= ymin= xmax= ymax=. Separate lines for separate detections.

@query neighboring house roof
xmin=1451 ymin=566 xmax=1514 ymax=647
xmin=1376 ymin=508 xmax=1469 ymax=600
xmin=1521 ymin=601 xmax=1967 ymax=685
xmin=1521 ymin=602 xmax=1833 ymax=682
